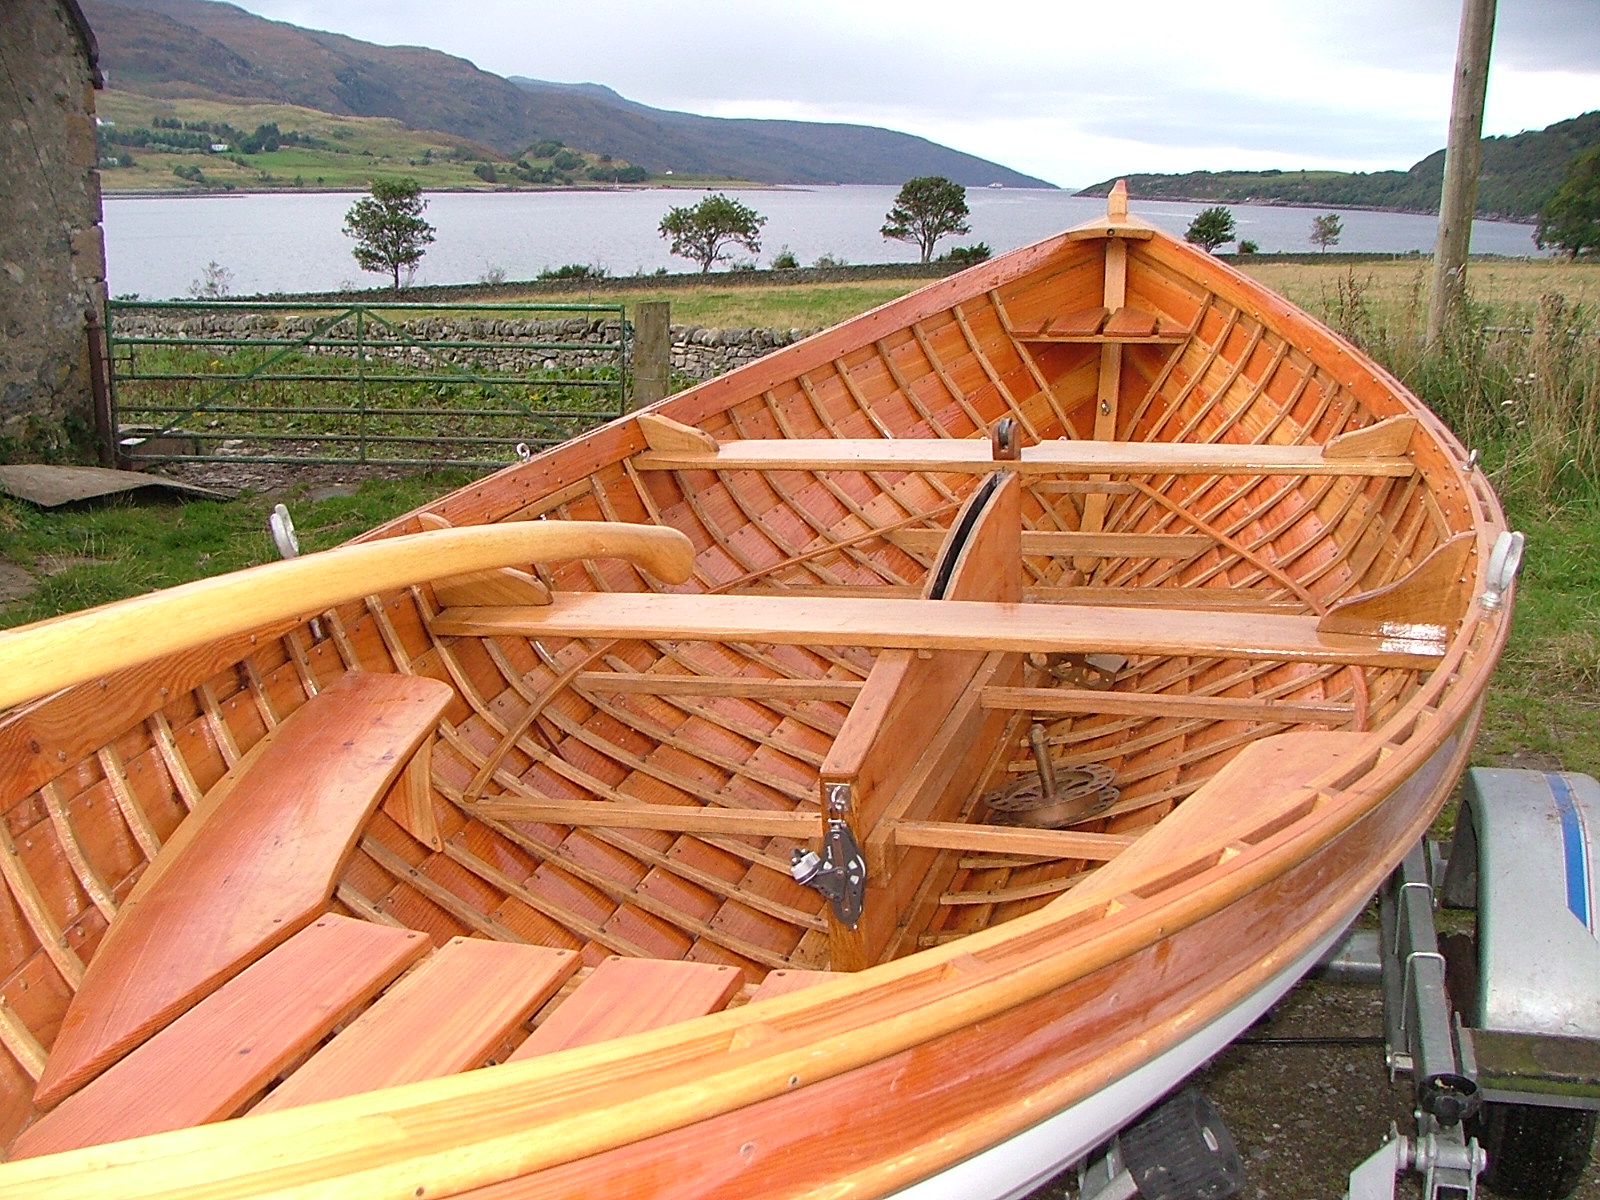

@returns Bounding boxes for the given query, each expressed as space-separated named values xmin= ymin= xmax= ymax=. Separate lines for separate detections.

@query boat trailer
xmin=1077 ymin=767 xmax=1600 ymax=1200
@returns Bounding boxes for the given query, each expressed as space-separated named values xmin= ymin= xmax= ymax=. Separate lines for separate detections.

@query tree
xmin=1184 ymin=206 xmax=1236 ymax=253
xmin=1536 ymin=147 xmax=1600 ymax=258
xmin=657 ymin=193 xmax=766 ymax=273
xmin=881 ymin=176 xmax=971 ymax=263
xmin=1310 ymin=212 xmax=1343 ymax=252
xmin=342 ymin=178 xmax=436 ymax=290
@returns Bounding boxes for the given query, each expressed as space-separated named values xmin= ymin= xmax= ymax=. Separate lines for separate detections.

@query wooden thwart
xmin=508 ymin=956 xmax=743 ymax=1060
xmin=33 ymin=672 xmax=454 ymax=1110
xmin=433 ymin=592 xmax=1447 ymax=669
xmin=253 ymin=938 xmax=580 ymax=1114
xmin=12 ymin=918 xmax=429 ymax=1159
xmin=633 ymin=428 xmax=1413 ymax=478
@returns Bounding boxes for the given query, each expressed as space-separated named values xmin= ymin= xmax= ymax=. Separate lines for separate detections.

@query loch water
xmin=102 ymin=184 xmax=1546 ymax=301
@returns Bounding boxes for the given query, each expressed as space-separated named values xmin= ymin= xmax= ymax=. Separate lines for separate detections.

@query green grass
xmin=1475 ymin=503 xmax=1600 ymax=775
xmin=0 ymin=472 xmax=469 ymax=628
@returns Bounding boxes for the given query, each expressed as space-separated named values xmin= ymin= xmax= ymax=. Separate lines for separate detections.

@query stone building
xmin=0 ymin=0 xmax=107 ymax=462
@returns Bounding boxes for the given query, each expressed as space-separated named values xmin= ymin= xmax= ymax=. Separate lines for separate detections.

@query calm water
xmin=101 ymin=185 xmax=1546 ymax=301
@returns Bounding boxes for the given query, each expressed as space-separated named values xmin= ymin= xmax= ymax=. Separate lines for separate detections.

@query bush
xmin=538 ymin=263 xmax=608 ymax=281
xmin=473 ymin=163 xmax=498 ymax=184
xmin=939 ymin=243 xmax=992 ymax=266
xmin=770 ymin=247 xmax=799 ymax=270
xmin=1237 ymin=239 xmax=1260 ymax=255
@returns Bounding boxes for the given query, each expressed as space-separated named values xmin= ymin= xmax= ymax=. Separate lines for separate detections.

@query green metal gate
xmin=105 ymin=300 xmax=629 ymax=469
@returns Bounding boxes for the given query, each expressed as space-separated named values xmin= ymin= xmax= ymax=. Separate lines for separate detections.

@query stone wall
xmin=0 ymin=0 xmax=107 ymax=461
xmin=108 ymin=309 xmax=803 ymax=387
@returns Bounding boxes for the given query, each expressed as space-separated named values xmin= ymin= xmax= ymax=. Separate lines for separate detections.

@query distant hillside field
xmin=81 ymin=0 xmax=1054 ymax=189
xmin=1078 ymin=112 xmax=1600 ymax=223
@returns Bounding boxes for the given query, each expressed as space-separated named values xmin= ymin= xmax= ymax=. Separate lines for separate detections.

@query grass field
xmin=3 ymin=258 xmax=1596 ymax=771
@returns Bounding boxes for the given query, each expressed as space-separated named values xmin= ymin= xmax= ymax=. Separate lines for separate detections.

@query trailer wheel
xmin=1473 ymin=1101 xmax=1596 ymax=1199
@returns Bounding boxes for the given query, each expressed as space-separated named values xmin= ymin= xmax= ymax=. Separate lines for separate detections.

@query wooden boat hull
xmin=0 ymin=189 xmax=1510 ymax=1197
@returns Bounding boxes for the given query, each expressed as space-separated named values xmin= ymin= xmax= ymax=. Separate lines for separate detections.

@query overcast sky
xmin=227 ymin=0 xmax=1598 ymax=188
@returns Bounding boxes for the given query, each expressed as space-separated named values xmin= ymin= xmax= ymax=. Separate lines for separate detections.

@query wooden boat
xmin=0 ymin=185 xmax=1515 ymax=1198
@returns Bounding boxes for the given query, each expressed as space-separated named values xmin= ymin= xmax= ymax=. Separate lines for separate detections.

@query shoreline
xmin=97 ymin=184 xmax=1536 ymax=229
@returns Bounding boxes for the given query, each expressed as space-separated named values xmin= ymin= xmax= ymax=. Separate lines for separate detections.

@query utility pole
xmin=1427 ymin=0 xmax=1497 ymax=347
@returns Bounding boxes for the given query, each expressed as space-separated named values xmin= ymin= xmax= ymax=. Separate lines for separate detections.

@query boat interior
xmin=0 ymin=196 xmax=1493 ymax=1161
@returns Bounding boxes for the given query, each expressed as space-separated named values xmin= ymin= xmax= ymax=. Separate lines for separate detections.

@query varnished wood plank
xmin=508 ymin=956 xmax=743 ymax=1060
xmin=33 ymin=673 xmax=453 ymax=1109
xmin=634 ymin=437 xmax=1413 ymax=477
xmin=890 ymin=821 xmax=1137 ymax=861
xmin=12 ymin=918 xmax=428 ymax=1159
xmin=253 ymin=938 xmax=579 ymax=1114
xmin=1102 ymin=306 xmax=1159 ymax=338
xmin=433 ymin=593 xmax=1445 ymax=669
xmin=747 ymin=969 xmax=846 ymax=1003
xmin=1076 ymin=730 xmax=1381 ymax=898
xmin=1048 ymin=306 xmax=1109 ymax=337
xmin=1317 ymin=531 xmax=1475 ymax=652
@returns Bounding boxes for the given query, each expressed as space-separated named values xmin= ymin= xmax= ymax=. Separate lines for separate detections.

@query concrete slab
xmin=0 ymin=465 xmax=233 ymax=507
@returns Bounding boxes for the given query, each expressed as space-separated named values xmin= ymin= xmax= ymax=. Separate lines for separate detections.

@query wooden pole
xmin=1426 ymin=0 xmax=1497 ymax=346
xmin=631 ymin=300 xmax=670 ymax=409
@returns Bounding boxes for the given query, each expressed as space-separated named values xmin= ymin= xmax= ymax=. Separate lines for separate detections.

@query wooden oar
xmin=0 ymin=522 xmax=693 ymax=711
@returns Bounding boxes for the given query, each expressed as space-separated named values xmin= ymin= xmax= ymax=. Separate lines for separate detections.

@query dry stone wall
xmin=108 ymin=310 xmax=802 ymax=385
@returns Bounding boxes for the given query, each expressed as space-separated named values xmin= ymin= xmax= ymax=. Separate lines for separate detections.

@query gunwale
xmin=0 ymin=201 xmax=1510 ymax=1197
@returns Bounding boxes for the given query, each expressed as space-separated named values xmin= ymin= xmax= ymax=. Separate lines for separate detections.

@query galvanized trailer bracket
xmin=1346 ymin=768 xmax=1600 ymax=1200
xmin=1343 ymin=839 xmax=1486 ymax=1200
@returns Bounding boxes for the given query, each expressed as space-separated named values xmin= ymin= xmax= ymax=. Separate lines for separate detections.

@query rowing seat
xmin=34 ymin=671 xmax=455 ymax=1109
xmin=747 ymin=969 xmax=845 ymax=1003
xmin=508 ymin=956 xmax=743 ymax=1060
xmin=11 ymin=917 xmax=429 ymax=1159
xmin=252 ymin=937 xmax=580 ymax=1114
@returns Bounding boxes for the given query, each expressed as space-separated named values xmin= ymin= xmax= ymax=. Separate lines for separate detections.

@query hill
xmin=1077 ymin=112 xmax=1600 ymax=222
xmin=80 ymin=0 xmax=1054 ymax=188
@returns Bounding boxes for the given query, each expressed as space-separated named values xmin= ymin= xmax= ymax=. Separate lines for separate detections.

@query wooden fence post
xmin=632 ymin=301 xmax=670 ymax=409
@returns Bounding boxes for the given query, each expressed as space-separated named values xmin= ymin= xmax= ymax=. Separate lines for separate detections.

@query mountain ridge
xmin=80 ymin=0 xmax=1056 ymax=188
xmin=1077 ymin=111 xmax=1600 ymax=223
